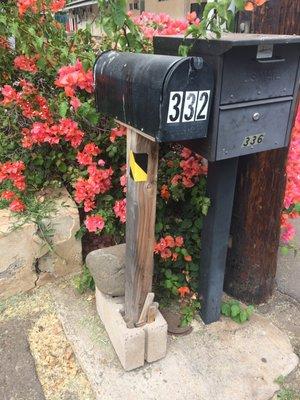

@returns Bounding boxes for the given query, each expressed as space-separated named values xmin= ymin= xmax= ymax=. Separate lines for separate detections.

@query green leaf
xmin=221 ymin=302 xmax=231 ymax=317
xmin=280 ymin=246 xmax=290 ymax=256
xmin=239 ymin=309 xmax=247 ymax=323
xmin=246 ymin=305 xmax=254 ymax=316
xmin=234 ymin=0 xmax=246 ymax=11
xmin=294 ymin=203 xmax=300 ymax=212
xmin=230 ymin=304 xmax=240 ymax=317
xmin=112 ymin=0 xmax=126 ymax=27
xmin=59 ymin=101 xmax=68 ymax=118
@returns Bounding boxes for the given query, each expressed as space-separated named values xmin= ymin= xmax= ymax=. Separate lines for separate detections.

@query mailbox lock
xmin=191 ymin=57 xmax=203 ymax=70
xmin=252 ymin=112 xmax=260 ymax=121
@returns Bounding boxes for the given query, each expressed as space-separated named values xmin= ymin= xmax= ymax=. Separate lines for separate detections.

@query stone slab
xmin=277 ymin=218 xmax=300 ymax=302
xmin=0 ymin=188 xmax=82 ymax=300
xmin=51 ymin=283 xmax=298 ymax=400
xmin=0 ymin=318 xmax=45 ymax=400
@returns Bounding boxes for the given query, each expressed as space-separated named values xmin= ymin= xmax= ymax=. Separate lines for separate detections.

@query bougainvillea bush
xmin=0 ymin=0 xmax=207 ymax=322
xmin=1 ymin=0 xmax=296 ymax=324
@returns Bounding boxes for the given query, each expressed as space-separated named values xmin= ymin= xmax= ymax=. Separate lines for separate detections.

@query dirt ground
xmin=0 ymin=278 xmax=299 ymax=400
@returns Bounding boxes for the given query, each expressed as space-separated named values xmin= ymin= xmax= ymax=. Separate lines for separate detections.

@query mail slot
xmin=94 ymin=51 xmax=214 ymax=142
xmin=154 ymin=33 xmax=300 ymax=161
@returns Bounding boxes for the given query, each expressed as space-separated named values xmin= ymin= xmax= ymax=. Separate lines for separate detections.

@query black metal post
xmin=199 ymin=157 xmax=239 ymax=324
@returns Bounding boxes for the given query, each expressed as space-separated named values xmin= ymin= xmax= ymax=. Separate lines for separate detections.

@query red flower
xmin=70 ymin=96 xmax=81 ymax=111
xmin=1 ymin=190 xmax=16 ymax=201
xmin=120 ymin=174 xmax=127 ymax=193
xmin=50 ymin=0 xmax=66 ymax=12
xmin=17 ymin=0 xmax=38 ymax=16
xmin=76 ymin=142 xmax=101 ymax=166
xmin=186 ymin=11 xmax=200 ymax=25
xmin=74 ymin=166 xmax=113 ymax=212
xmin=1 ymin=85 xmax=18 ymax=105
xmin=9 ymin=198 xmax=26 ymax=212
xmin=165 ymin=235 xmax=175 ymax=248
xmin=0 ymin=161 xmax=26 ymax=191
xmin=14 ymin=55 xmax=39 ymax=73
xmin=178 ymin=286 xmax=190 ymax=297
xmin=175 ymin=236 xmax=184 ymax=247
xmin=161 ymin=184 xmax=170 ymax=200
xmin=184 ymin=255 xmax=192 ymax=262
xmin=84 ymin=215 xmax=105 ymax=233
xmin=55 ymin=60 xmax=93 ymax=97
xmin=110 ymin=126 xmax=126 ymax=143
xmin=160 ymin=248 xmax=172 ymax=259
xmin=245 ymin=0 xmax=267 ymax=11
xmin=113 ymin=198 xmax=126 ymax=223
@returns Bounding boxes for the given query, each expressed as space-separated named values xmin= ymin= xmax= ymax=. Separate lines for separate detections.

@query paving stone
xmin=51 ymin=283 xmax=298 ymax=400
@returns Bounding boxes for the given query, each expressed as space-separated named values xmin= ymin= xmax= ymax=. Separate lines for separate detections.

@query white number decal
xmin=182 ymin=91 xmax=198 ymax=122
xmin=167 ymin=91 xmax=183 ymax=123
xmin=195 ymin=90 xmax=210 ymax=121
xmin=167 ymin=90 xmax=211 ymax=123
xmin=242 ymin=134 xmax=265 ymax=148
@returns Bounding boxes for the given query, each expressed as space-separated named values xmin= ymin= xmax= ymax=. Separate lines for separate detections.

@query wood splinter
xmin=135 ymin=292 xmax=155 ymax=327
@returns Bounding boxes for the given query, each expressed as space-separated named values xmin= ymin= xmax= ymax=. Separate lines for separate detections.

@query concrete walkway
xmin=0 ymin=278 xmax=299 ymax=400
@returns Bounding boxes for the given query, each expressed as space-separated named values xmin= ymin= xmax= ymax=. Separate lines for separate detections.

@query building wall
xmin=67 ymin=4 xmax=101 ymax=36
xmin=144 ymin=0 xmax=205 ymax=19
xmin=145 ymin=0 xmax=185 ymax=19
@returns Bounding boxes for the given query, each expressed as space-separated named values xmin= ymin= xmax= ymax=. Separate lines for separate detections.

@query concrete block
xmin=96 ymin=288 xmax=145 ymax=371
xmin=95 ymin=287 xmax=168 ymax=371
xmin=144 ymin=311 xmax=168 ymax=363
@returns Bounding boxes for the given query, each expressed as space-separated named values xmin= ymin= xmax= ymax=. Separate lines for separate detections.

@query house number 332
xmin=167 ymin=90 xmax=211 ymax=123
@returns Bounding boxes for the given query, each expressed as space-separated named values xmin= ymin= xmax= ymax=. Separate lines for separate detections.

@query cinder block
xmin=95 ymin=288 xmax=145 ymax=371
xmin=144 ymin=311 xmax=168 ymax=363
xmin=95 ymin=287 xmax=168 ymax=371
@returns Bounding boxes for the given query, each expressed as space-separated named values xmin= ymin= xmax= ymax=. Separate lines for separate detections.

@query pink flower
xmin=14 ymin=55 xmax=38 ymax=73
xmin=1 ymin=85 xmax=18 ymax=105
xmin=76 ymin=142 xmax=101 ymax=166
xmin=110 ymin=126 xmax=126 ymax=143
xmin=281 ymin=222 xmax=296 ymax=243
xmin=113 ymin=198 xmax=126 ymax=223
xmin=55 ymin=60 xmax=93 ymax=97
xmin=70 ymin=96 xmax=81 ymax=111
xmin=1 ymin=190 xmax=16 ymax=201
xmin=84 ymin=215 xmax=105 ymax=233
xmin=9 ymin=198 xmax=26 ymax=212
xmin=50 ymin=0 xmax=66 ymax=12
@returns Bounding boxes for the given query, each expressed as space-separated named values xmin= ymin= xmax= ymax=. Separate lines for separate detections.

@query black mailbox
xmin=154 ymin=33 xmax=300 ymax=161
xmin=94 ymin=51 xmax=214 ymax=142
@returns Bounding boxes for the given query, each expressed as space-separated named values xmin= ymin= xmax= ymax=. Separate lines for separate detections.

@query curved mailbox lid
xmin=94 ymin=51 xmax=183 ymax=137
xmin=94 ymin=51 xmax=214 ymax=142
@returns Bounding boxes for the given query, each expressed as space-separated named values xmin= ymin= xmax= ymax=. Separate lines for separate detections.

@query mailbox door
xmin=221 ymin=44 xmax=300 ymax=105
xmin=157 ymin=58 xmax=214 ymax=142
xmin=216 ymin=99 xmax=292 ymax=160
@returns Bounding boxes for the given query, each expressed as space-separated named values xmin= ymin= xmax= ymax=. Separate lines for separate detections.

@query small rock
xmin=86 ymin=244 xmax=125 ymax=296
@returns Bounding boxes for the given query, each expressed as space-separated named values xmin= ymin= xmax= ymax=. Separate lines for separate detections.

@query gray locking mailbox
xmin=94 ymin=35 xmax=300 ymax=326
xmin=154 ymin=33 xmax=300 ymax=161
xmin=94 ymin=51 xmax=214 ymax=142
xmin=153 ymin=33 xmax=300 ymax=324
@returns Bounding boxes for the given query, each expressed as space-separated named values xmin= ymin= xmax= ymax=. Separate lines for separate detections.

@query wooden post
xmin=224 ymin=0 xmax=300 ymax=304
xmin=124 ymin=126 xmax=159 ymax=327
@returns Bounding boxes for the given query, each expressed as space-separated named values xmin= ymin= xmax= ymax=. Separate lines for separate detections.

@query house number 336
xmin=167 ymin=90 xmax=211 ymax=123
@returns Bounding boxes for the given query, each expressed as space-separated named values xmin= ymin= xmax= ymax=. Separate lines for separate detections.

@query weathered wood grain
xmin=124 ymin=127 xmax=159 ymax=327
